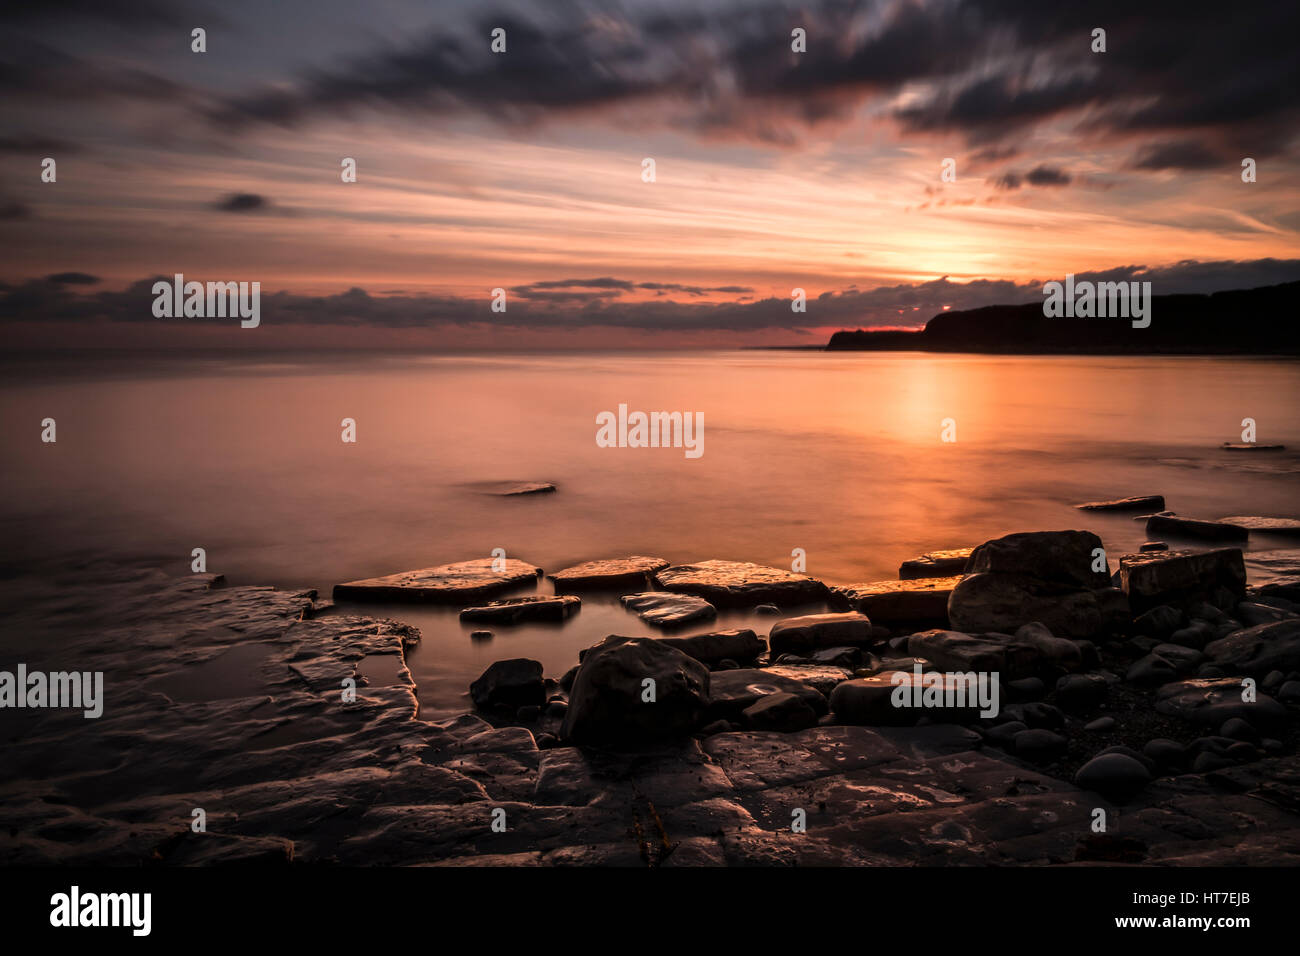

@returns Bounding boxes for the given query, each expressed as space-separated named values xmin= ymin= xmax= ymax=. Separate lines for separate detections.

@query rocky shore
xmin=3 ymin=520 xmax=1300 ymax=866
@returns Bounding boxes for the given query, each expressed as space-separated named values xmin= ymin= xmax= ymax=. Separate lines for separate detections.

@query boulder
xmin=705 ymin=668 xmax=827 ymax=721
xmin=1054 ymin=673 xmax=1108 ymax=712
xmin=1146 ymin=515 xmax=1249 ymax=543
xmin=1014 ymin=622 xmax=1083 ymax=671
xmin=1133 ymin=604 xmax=1183 ymax=639
xmin=548 ymin=556 xmax=670 ymax=592
xmin=657 ymin=628 xmax=765 ymax=667
xmin=652 ymin=560 xmax=828 ymax=607
xmin=768 ymin=612 xmax=872 ymax=656
xmin=459 ymin=595 xmax=580 ymax=624
xmin=469 ymin=658 xmax=545 ymax=712
xmin=1119 ymin=548 xmax=1247 ymax=613
xmin=742 ymin=692 xmax=820 ymax=732
xmin=965 ymin=530 xmax=1111 ymax=588
xmin=1075 ymin=494 xmax=1165 ymax=512
xmin=561 ymin=636 xmax=710 ymax=746
xmin=620 ymin=592 xmax=717 ymax=628
xmin=829 ymin=670 xmax=994 ymax=726
xmin=1154 ymin=678 xmax=1288 ymax=727
xmin=830 ymin=577 xmax=958 ymax=625
xmin=1203 ymin=619 xmax=1300 ymax=676
xmin=1074 ymin=753 xmax=1151 ymax=801
xmin=898 ymin=548 xmax=973 ymax=579
xmin=906 ymin=629 xmax=1038 ymax=680
xmin=334 ymin=557 xmax=543 ymax=603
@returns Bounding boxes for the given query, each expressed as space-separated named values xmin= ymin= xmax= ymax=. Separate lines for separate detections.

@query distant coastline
xmin=826 ymin=280 xmax=1300 ymax=355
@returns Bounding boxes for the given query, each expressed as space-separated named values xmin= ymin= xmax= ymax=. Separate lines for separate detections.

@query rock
xmin=620 ymin=592 xmax=717 ymax=628
xmin=1018 ymin=702 xmax=1066 ymax=730
xmin=548 ymin=556 xmax=670 ymax=592
xmin=1096 ymin=745 xmax=1155 ymax=773
xmin=742 ymin=692 xmax=820 ymax=732
xmin=706 ymin=668 xmax=828 ymax=721
xmin=1074 ymin=753 xmax=1151 ymax=801
xmin=1014 ymin=728 xmax=1067 ymax=761
xmin=1220 ymin=717 xmax=1259 ymax=743
xmin=470 ymin=659 xmax=545 ymax=713
xmin=658 ymin=628 xmax=765 ymax=667
xmin=1133 ymin=510 xmax=1176 ymax=520
xmin=1075 ymin=494 xmax=1165 ymax=512
xmin=864 ymin=656 xmax=934 ymax=675
xmin=898 ymin=548 xmax=973 ymax=579
xmin=761 ymin=664 xmax=853 ymax=696
xmin=907 ymin=629 xmax=1038 ymax=680
xmin=1203 ymin=620 xmax=1300 ymax=675
xmin=697 ymin=719 xmax=732 ymax=736
xmin=768 ymin=612 xmax=872 ymax=656
xmin=1221 ymin=442 xmax=1285 ymax=450
xmin=1146 ymin=515 xmax=1249 ymax=543
xmin=754 ymin=604 xmax=781 ymax=616
xmin=807 ymin=646 xmax=864 ymax=668
xmin=1143 ymin=738 xmax=1186 ymax=766
xmin=1220 ymin=516 xmax=1300 ymax=536
xmin=1007 ymin=676 xmax=1046 ymax=701
xmin=469 ymin=630 xmax=493 ymax=641
xmin=1140 ymin=541 xmax=1168 ymax=552
xmin=1154 ymin=678 xmax=1288 ymax=727
xmin=652 ymin=560 xmax=828 ymax=608
xmin=965 ymin=530 xmax=1111 ymax=588
xmin=1014 ymin=622 xmax=1084 ymax=670
xmin=831 ymin=577 xmax=958 ymax=624
xmin=1235 ymin=601 xmax=1298 ymax=627
xmin=1151 ymin=643 xmax=1203 ymax=673
xmin=516 ymin=704 xmax=541 ymax=721
xmin=334 ymin=557 xmax=543 ymax=604
xmin=1054 ymin=673 xmax=1108 ymax=712
xmin=1085 ymin=716 xmax=1116 ymax=732
xmin=459 ymin=595 xmax=581 ymax=624
xmin=561 ymin=636 xmax=710 ymax=746
xmin=559 ymin=665 xmax=579 ymax=692
xmin=1119 ymin=548 xmax=1247 ymax=613
xmin=545 ymin=700 xmax=567 ymax=718
xmin=487 ymin=481 xmax=556 ymax=495
xmin=985 ymin=720 xmax=1027 ymax=748
xmin=1192 ymin=752 xmax=1236 ymax=772
xmin=828 ymin=671 xmax=993 ymax=726
xmin=1126 ymin=654 xmax=1179 ymax=686
xmin=1168 ymin=623 xmax=1215 ymax=649
xmin=1133 ymin=604 xmax=1184 ymax=639
xmin=1279 ymin=680 xmax=1300 ymax=704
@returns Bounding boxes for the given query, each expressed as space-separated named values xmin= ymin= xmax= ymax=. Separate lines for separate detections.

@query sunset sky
xmin=2 ymin=0 xmax=1298 ymax=347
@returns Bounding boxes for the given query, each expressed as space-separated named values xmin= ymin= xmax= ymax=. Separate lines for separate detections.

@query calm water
xmin=2 ymin=350 xmax=1298 ymax=714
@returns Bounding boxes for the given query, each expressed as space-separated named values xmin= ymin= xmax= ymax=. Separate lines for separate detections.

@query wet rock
xmin=828 ymin=671 xmax=992 ymax=726
xmin=1221 ymin=443 xmax=1285 ymax=451
xmin=807 ymin=646 xmax=864 ymax=668
xmin=559 ymin=665 xmax=579 ymax=692
xmin=487 ymin=481 xmax=556 ymax=496
xmin=1140 ymin=541 xmax=1168 ymax=552
xmin=1054 ymin=673 xmax=1108 ymax=712
xmin=1127 ymin=654 xmax=1179 ymax=686
xmin=334 ymin=558 xmax=543 ymax=604
xmin=548 ymin=556 xmax=670 ymax=592
xmin=1203 ymin=620 xmax=1300 ymax=676
xmin=1119 ymin=548 xmax=1247 ymax=613
xmin=1014 ymin=622 xmax=1084 ymax=670
xmin=1154 ymin=678 xmax=1288 ymax=727
xmin=1014 ymin=728 xmax=1067 ymax=761
xmin=706 ymin=669 xmax=827 ymax=721
xmin=1151 ymin=643 xmax=1203 ymax=673
xmin=831 ymin=577 xmax=958 ymax=625
xmin=1221 ymin=516 xmax=1300 ymax=535
xmin=742 ymin=692 xmax=820 ymax=733
xmin=652 ymin=560 xmax=828 ymax=608
xmin=1168 ymin=622 xmax=1215 ymax=649
xmin=1143 ymin=738 xmax=1186 ymax=767
xmin=985 ymin=720 xmax=1027 ymax=748
xmin=1007 ymin=676 xmax=1046 ymax=701
xmin=1192 ymin=752 xmax=1236 ymax=772
xmin=1074 ymin=753 xmax=1151 ymax=801
xmin=1085 ymin=716 xmax=1115 ymax=732
xmin=620 ymin=592 xmax=717 ymax=628
xmin=898 ymin=548 xmax=973 ymax=579
xmin=754 ymin=604 xmax=781 ymax=616
xmin=516 ymin=704 xmax=542 ymax=721
xmin=658 ymin=628 xmax=764 ymax=667
xmin=907 ymin=629 xmax=1038 ymax=680
xmin=761 ymin=664 xmax=853 ymax=696
xmin=1279 ymin=680 xmax=1300 ymax=704
xmin=965 ymin=530 xmax=1111 ymax=587
xmin=561 ymin=637 xmax=710 ymax=747
xmin=470 ymin=630 xmax=493 ymax=641
xmin=545 ymin=700 xmax=568 ymax=719
xmin=697 ymin=719 xmax=733 ymax=736
xmin=459 ymin=595 xmax=580 ymax=625
xmin=1220 ymin=717 xmax=1260 ymax=743
xmin=1134 ymin=604 xmax=1184 ymax=639
xmin=1075 ymin=494 xmax=1165 ymax=512
xmin=470 ymin=659 xmax=546 ymax=713
xmin=1236 ymin=601 xmax=1298 ymax=627
xmin=1019 ymin=702 xmax=1067 ymax=730
xmin=768 ymin=612 xmax=872 ymax=656
xmin=1146 ymin=515 xmax=1249 ymax=543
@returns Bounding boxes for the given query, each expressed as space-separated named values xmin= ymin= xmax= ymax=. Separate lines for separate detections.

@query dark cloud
xmin=46 ymin=272 xmax=100 ymax=285
xmin=0 ymin=200 xmax=31 ymax=220
xmin=1130 ymin=140 xmax=1226 ymax=171
xmin=1025 ymin=165 xmax=1071 ymax=186
xmin=4 ymin=259 xmax=1296 ymax=336
xmin=0 ymin=135 xmax=79 ymax=154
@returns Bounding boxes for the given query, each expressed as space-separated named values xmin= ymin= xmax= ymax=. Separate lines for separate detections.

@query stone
xmin=948 ymin=570 xmax=1124 ymax=641
xmin=334 ymin=558 xmax=543 ymax=604
xmin=1154 ymin=678 xmax=1288 ymax=727
xmin=768 ymin=612 xmax=872 ymax=656
xmin=1140 ymin=541 xmax=1168 ymax=552
xmin=828 ymin=672 xmax=991 ymax=726
xmin=965 ymin=530 xmax=1111 ymax=588
xmin=561 ymin=637 xmax=710 ymax=746
xmin=485 ymin=481 xmax=556 ymax=495
xmin=516 ymin=704 xmax=542 ymax=721
xmin=1126 ymin=654 xmax=1179 ymax=686
xmin=706 ymin=669 xmax=827 ymax=721
xmin=1006 ymin=676 xmax=1046 ymax=701
xmin=657 ymin=629 xmax=765 ymax=667
xmin=620 ymin=592 xmax=717 ymax=628
xmin=1235 ymin=602 xmax=1298 ymax=627
xmin=898 ymin=548 xmax=973 ymax=579
xmin=470 ymin=659 xmax=545 ymax=713
xmin=1220 ymin=717 xmax=1259 ymax=743
xmin=1074 ymin=753 xmax=1151 ymax=801
xmin=760 ymin=664 xmax=853 ymax=696
xmin=1143 ymin=738 xmax=1186 ymax=766
xmin=1203 ymin=620 xmax=1300 ymax=676
xmin=470 ymin=630 xmax=493 ymax=641
xmin=1119 ymin=548 xmax=1247 ymax=613
xmin=1150 ymin=643 xmax=1203 ymax=673
xmin=1054 ymin=673 xmax=1108 ymax=712
xmin=1220 ymin=516 xmax=1300 ymax=536
xmin=1221 ymin=443 xmax=1285 ymax=451
xmin=907 ymin=629 xmax=1038 ymax=680
xmin=1085 ymin=716 xmax=1115 ymax=732
xmin=1146 ymin=515 xmax=1249 ymax=543
xmin=1075 ymin=494 xmax=1165 ymax=512
xmin=459 ymin=595 xmax=580 ymax=625
xmin=1014 ymin=622 xmax=1083 ymax=670
xmin=754 ymin=604 xmax=781 ymax=615
xmin=742 ymin=692 xmax=819 ymax=733
xmin=1133 ymin=604 xmax=1183 ymax=639
xmin=831 ymin=577 xmax=958 ymax=624
xmin=652 ymin=560 xmax=828 ymax=608
xmin=548 ymin=556 xmax=670 ymax=592
xmin=1014 ymin=728 xmax=1067 ymax=761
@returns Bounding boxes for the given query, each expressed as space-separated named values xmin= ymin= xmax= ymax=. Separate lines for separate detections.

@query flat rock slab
xmin=706 ymin=668 xmax=827 ymax=720
xmin=832 ymin=577 xmax=959 ymax=624
xmin=620 ymin=591 xmax=717 ymax=628
xmin=459 ymin=595 xmax=580 ymax=625
xmin=1075 ymin=494 xmax=1166 ymax=512
xmin=658 ymin=628 xmax=765 ymax=666
xmin=1221 ymin=517 xmax=1300 ymax=536
xmin=334 ymin=558 xmax=542 ymax=604
xmin=653 ymin=560 xmax=827 ymax=608
xmin=476 ymin=481 xmax=557 ymax=495
xmin=1221 ymin=443 xmax=1285 ymax=451
xmin=768 ymin=612 xmax=872 ymax=656
xmin=899 ymin=548 xmax=972 ymax=579
xmin=1119 ymin=548 xmax=1247 ymax=612
xmin=760 ymin=664 xmax=853 ymax=696
xmin=548 ymin=556 xmax=670 ymax=591
xmin=1146 ymin=515 xmax=1249 ymax=542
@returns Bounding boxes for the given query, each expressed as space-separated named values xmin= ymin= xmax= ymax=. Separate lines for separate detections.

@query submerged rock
xmin=620 ymin=591 xmax=717 ymax=628
xmin=1075 ymin=494 xmax=1165 ymax=512
xmin=334 ymin=558 xmax=542 ymax=604
xmin=652 ymin=560 xmax=828 ymax=608
xmin=470 ymin=658 xmax=545 ymax=712
xmin=767 ymin=612 xmax=871 ymax=656
xmin=1221 ymin=442 xmax=1285 ymax=451
xmin=1220 ymin=516 xmax=1300 ymax=536
xmin=1119 ymin=548 xmax=1247 ymax=613
xmin=459 ymin=595 xmax=580 ymax=625
xmin=898 ymin=548 xmax=973 ymax=579
xmin=487 ymin=481 xmax=557 ymax=495
xmin=1146 ymin=515 xmax=1249 ymax=542
xmin=561 ymin=636 xmax=709 ymax=746
xmin=831 ymin=577 xmax=958 ymax=625
xmin=548 ymin=556 xmax=670 ymax=592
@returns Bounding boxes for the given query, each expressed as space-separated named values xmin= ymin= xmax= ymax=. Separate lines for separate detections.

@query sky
xmin=1 ymin=0 xmax=1298 ymax=348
